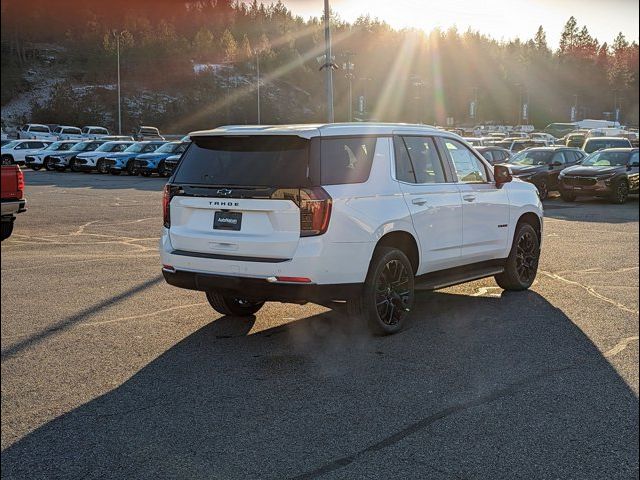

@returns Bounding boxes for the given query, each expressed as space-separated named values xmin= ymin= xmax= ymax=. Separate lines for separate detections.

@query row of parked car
xmin=0 ymin=137 xmax=190 ymax=177
xmin=2 ymin=127 xmax=638 ymax=204
xmin=6 ymin=123 xmax=165 ymax=142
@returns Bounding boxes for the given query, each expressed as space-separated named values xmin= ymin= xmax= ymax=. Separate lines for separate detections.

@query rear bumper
xmin=160 ymin=228 xmax=374 ymax=300
xmin=1 ymin=199 xmax=27 ymax=217
xmin=162 ymin=269 xmax=362 ymax=302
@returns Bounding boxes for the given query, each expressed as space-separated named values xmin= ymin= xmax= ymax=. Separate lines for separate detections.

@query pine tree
xmin=559 ymin=16 xmax=578 ymax=55
xmin=240 ymin=34 xmax=252 ymax=61
xmin=220 ymin=29 xmax=238 ymax=62
xmin=534 ymin=25 xmax=549 ymax=53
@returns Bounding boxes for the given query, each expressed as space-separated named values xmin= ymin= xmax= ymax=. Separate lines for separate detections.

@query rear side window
xmin=394 ymin=136 xmax=446 ymax=184
xmin=174 ymin=135 xmax=311 ymax=187
xmin=30 ymin=125 xmax=49 ymax=133
xmin=320 ymin=137 xmax=376 ymax=185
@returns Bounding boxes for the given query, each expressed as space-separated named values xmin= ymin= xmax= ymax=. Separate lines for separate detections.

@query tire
xmin=96 ymin=159 xmax=107 ymax=174
xmin=126 ymin=161 xmax=137 ymax=176
xmin=559 ymin=189 xmax=576 ymax=202
xmin=495 ymin=223 xmax=540 ymax=291
xmin=347 ymin=246 xmax=415 ymax=335
xmin=1 ymin=155 xmax=13 ymax=165
xmin=1 ymin=221 xmax=14 ymax=241
xmin=158 ymin=161 xmax=168 ymax=177
xmin=535 ymin=180 xmax=549 ymax=201
xmin=70 ymin=159 xmax=81 ymax=172
xmin=31 ymin=165 xmax=42 ymax=171
xmin=611 ymin=180 xmax=629 ymax=204
xmin=140 ymin=171 xmax=152 ymax=177
xmin=44 ymin=158 xmax=56 ymax=171
xmin=205 ymin=291 xmax=265 ymax=317
xmin=54 ymin=166 xmax=66 ymax=172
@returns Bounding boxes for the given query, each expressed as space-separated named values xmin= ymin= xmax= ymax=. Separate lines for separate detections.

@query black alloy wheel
xmin=515 ymin=230 xmax=538 ymax=285
xmin=536 ymin=180 xmax=549 ymax=201
xmin=612 ymin=181 xmax=629 ymax=204
xmin=375 ymin=259 xmax=412 ymax=327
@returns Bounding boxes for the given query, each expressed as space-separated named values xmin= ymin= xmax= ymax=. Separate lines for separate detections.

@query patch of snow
xmin=194 ymin=63 xmax=231 ymax=75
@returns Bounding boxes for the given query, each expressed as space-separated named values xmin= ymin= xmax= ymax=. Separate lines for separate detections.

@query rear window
xmin=175 ymin=135 xmax=377 ymax=187
xmin=29 ymin=125 xmax=50 ymax=133
xmin=585 ymin=138 xmax=631 ymax=153
xmin=175 ymin=136 xmax=311 ymax=187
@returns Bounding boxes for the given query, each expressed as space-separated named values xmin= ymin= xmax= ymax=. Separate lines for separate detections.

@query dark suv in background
xmin=559 ymin=148 xmax=639 ymax=204
xmin=505 ymin=146 xmax=585 ymax=200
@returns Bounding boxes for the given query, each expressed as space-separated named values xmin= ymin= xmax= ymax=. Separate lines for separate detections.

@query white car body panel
xmin=1 ymin=140 xmax=51 ymax=163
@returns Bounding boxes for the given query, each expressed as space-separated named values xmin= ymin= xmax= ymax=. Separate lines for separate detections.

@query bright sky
xmin=283 ymin=0 xmax=639 ymax=47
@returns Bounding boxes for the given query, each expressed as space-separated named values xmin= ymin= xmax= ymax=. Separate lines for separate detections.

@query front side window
xmin=630 ymin=152 xmax=639 ymax=166
xmin=443 ymin=138 xmax=488 ymax=183
xmin=480 ymin=150 xmax=493 ymax=162
xmin=395 ymin=136 xmax=446 ymax=184
xmin=142 ymin=144 xmax=162 ymax=153
xmin=551 ymin=152 xmax=566 ymax=165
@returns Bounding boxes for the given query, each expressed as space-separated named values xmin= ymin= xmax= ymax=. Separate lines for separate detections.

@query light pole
xmin=113 ymin=31 xmax=124 ymax=135
xmin=256 ymin=51 xmax=261 ymax=125
xmin=342 ymin=52 xmax=355 ymax=121
xmin=323 ymin=0 xmax=334 ymax=123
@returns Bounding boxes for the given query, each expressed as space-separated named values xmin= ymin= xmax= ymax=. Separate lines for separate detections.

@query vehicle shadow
xmin=2 ymin=291 xmax=638 ymax=479
xmin=23 ymin=170 xmax=166 ymax=192
xmin=543 ymin=195 xmax=639 ymax=224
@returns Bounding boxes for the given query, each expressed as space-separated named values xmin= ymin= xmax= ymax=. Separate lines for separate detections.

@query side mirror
xmin=495 ymin=164 xmax=512 ymax=187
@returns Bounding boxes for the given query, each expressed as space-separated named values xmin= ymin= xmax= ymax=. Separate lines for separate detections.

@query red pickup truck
xmin=1 ymin=165 xmax=26 ymax=241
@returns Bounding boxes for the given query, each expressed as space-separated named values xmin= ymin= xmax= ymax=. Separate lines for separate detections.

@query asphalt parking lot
xmin=1 ymin=171 xmax=638 ymax=479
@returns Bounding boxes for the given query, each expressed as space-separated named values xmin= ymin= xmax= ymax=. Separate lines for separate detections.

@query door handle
xmin=412 ymin=198 xmax=428 ymax=206
xmin=463 ymin=194 xmax=476 ymax=202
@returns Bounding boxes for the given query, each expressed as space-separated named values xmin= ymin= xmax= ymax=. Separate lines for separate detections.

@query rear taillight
xmin=163 ymin=184 xmax=174 ymax=228
xmin=298 ymin=187 xmax=332 ymax=237
xmin=16 ymin=167 xmax=25 ymax=199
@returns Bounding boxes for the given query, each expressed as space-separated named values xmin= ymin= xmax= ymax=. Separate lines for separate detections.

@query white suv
xmin=161 ymin=124 xmax=543 ymax=334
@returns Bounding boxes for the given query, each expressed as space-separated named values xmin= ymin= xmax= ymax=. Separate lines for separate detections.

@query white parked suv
xmin=161 ymin=124 xmax=543 ymax=334
xmin=1 ymin=140 xmax=52 ymax=165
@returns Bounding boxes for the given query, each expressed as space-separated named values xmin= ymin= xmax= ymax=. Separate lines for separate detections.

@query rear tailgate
xmin=169 ymin=196 xmax=301 ymax=259
xmin=168 ymin=134 xmax=317 ymax=260
xmin=1 ymin=166 xmax=20 ymax=200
